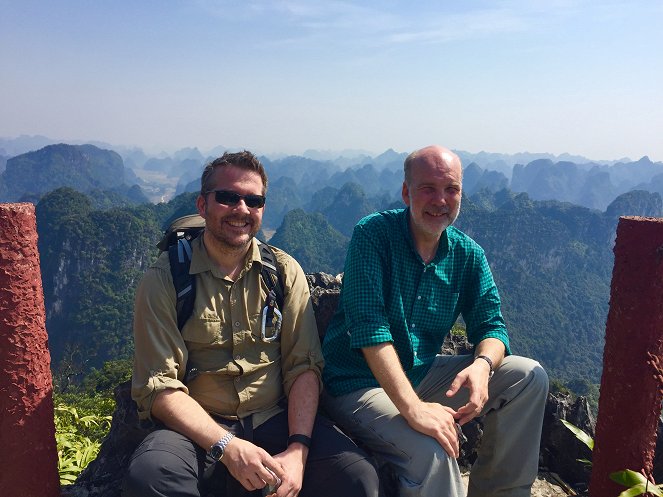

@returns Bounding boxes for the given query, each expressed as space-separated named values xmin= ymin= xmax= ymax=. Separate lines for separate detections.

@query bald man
xmin=322 ymin=146 xmax=548 ymax=497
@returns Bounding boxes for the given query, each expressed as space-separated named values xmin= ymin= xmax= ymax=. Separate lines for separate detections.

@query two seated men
xmin=124 ymin=146 xmax=547 ymax=497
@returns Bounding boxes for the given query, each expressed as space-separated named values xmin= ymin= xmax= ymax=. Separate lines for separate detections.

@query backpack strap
xmin=257 ymin=239 xmax=285 ymax=312
xmin=168 ymin=237 xmax=196 ymax=332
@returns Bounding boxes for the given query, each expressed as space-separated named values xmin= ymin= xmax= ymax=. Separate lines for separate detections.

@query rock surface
xmin=461 ymin=472 xmax=572 ymax=496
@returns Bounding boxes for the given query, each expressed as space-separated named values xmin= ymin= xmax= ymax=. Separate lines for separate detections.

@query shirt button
xmin=411 ymin=323 xmax=416 ymax=328
xmin=417 ymin=295 xmax=421 ymax=300
xmin=234 ymin=321 xmax=240 ymax=327
xmin=235 ymin=355 xmax=241 ymax=361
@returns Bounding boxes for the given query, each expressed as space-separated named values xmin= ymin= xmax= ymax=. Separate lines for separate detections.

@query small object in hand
xmin=263 ymin=466 xmax=282 ymax=495
xmin=455 ymin=422 xmax=468 ymax=444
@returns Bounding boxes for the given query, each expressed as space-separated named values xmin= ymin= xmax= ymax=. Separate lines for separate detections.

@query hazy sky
xmin=2 ymin=0 xmax=662 ymax=161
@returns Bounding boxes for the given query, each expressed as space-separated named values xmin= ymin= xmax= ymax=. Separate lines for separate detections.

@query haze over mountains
xmin=1 ymin=136 xmax=662 ymax=395
xmin=3 ymin=135 xmax=661 ymax=219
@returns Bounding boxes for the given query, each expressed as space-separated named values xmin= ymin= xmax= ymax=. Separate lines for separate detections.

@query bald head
xmin=404 ymin=145 xmax=462 ymax=184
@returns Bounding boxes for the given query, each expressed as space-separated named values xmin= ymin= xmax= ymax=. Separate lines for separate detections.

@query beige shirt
xmin=131 ymin=235 xmax=324 ymax=428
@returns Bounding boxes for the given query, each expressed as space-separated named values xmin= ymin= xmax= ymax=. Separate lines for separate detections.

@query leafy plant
xmin=54 ymin=403 xmax=112 ymax=485
xmin=561 ymin=419 xmax=662 ymax=497
xmin=450 ymin=323 xmax=467 ymax=337
xmin=560 ymin=419 xmax=593 ymax=466
xmin=610 ymin=469 xmax=663 ymax=497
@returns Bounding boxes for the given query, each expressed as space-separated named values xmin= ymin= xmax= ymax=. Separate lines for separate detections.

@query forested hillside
xmin=0 ymin=144 xmax=149 ymax=206
xmin=6 ymin=142 xmax=659 ymax=393
xmin=34 ymin=181 xmax=662 ymax=390
xmin=36 ymin=189 xmax=162 ymax=388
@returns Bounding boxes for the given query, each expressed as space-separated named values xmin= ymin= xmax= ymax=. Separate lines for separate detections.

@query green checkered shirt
xmin=322 ymin=208 xmax=511 ymax=396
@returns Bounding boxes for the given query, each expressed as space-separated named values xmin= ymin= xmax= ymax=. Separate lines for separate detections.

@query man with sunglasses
xmin=322 ymin=145 xmax=548 ymax=497
xmin=125 ymin=151 xmax=379 ymax=497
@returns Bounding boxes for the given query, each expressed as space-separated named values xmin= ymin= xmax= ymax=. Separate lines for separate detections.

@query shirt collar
xmin=189 ymin=233 xmax=263 ymax=277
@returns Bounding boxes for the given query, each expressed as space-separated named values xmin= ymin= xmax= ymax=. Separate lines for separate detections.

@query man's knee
xmin=501 ymin=356 xmax=549 ymax=397
xmin=339 ymin=456 xmax=382 ymax=497
xmin=123 ymin=430 xmax=201 ymax=497
xmin=303 ymin=451 xmax=381 ymax=497
xmin=124 ymin=449 xmax=189 ymax=497
xmin=520 ymin=357 xmax=549 ymax=400
xmin=390 ymin=437 xmax=462 ymax=497
xmin=384 ymin=432 xmax=456 ymax=485
xmin=412 ymin=437 xmax=456 ymax=479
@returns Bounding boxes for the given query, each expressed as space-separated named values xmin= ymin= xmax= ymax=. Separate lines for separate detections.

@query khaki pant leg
xmin=322 ymin=387 xmax=465 ymax=497
xmin=419 ymin=354 xmax=549 ymax=497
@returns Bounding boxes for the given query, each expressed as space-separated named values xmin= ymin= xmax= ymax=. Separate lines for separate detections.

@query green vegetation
xmin=562 ymin=420 xmax=662 ymax=497
xmin=1 ymin=144 xmax=126 ymax=202
xmin=54 ymin=394 xmax=114 ymax=484
xmin=54 ymin=357 xmax=130 ymax=484
xmin=81 ymin=359 xmax=133 ymax=395
xmin=450 ymin=323 xmax=467 ymax=337
xmin=456 ymin=191 xmax=615 ymax=384
xmin=320 ymin=182 xmax=380 ymax=236
xmin=611 ymin=470 xmax=663 ymax=497
xmin=270 ymin=209 xmax=349 ymax=274
xmin=560 ymin=419 xmax=593 ymax=466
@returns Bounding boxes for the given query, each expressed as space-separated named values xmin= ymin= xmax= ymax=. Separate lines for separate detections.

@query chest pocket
xmin=181 ymin=313 xmax=223 ymax=345
xmin=417 ymin=285 xmax=460 ymax=334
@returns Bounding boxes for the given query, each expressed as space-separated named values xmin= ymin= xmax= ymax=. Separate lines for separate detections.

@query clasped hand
xmin=221 ymin=438 xmax=305 ymax=497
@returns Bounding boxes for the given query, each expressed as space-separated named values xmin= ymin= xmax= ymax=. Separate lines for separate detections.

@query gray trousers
xmin=322 ymin=355 xmax=548 ymax=497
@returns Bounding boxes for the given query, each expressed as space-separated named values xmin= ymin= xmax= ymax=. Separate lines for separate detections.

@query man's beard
xmin=206 ymin=213 xmax=260 ymax=252
xmin=426 ymin=197 xmax=461 ymax=233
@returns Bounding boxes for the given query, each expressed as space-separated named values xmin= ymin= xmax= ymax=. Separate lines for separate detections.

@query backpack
xmin=157 ymin=214 xmax=285 ymax=334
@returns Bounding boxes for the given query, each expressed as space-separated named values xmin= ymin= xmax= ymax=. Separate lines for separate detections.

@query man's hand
xmin=269 ymin=445 xmax=307 ymax=497
xmin=403 ymin=400 xmax=461 ymax=458
xmin=221 ymin=437 xmax=283 ymax=492
xmin=445 ymin=358 xmax=491 ymax=425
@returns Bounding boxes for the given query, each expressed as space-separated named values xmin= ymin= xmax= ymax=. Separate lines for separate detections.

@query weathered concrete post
xmin=0 ymin=203 xmax=60 ymax=497
xmin=589 ymin=216 xmax=663 ymax=497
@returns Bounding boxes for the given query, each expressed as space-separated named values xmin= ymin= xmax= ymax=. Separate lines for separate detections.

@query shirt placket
xmin=409 ymin=263 xmax=433 ymax=367
xmin=229 ymin=280 xmax=250 ymax=406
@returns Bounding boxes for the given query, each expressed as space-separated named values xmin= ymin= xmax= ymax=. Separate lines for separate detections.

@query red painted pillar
xmin=589 ymin=216 xmax=663 ymax=497
xmin=0 ymin=203 xmax=60 ymax=497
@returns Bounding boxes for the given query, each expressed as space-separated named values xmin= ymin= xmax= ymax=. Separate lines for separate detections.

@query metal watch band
xmin=287 ymin=434 xmax=312 ymax=448
xmin=209 ymin=432 xmax=235 ymax=460
xmin=475 ymin=355 xmax=494 ymax=378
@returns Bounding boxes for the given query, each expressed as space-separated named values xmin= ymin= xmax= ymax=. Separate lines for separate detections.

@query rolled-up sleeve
xmin=463 ymin=249 xmax=511 ymax=355
xmin=343 ymin=224 xmax=393 ymax=349
xmin=277 ymin=252 xmax=325 ymax=397
xmin=131 ymin=258 xmax=189 ymax=421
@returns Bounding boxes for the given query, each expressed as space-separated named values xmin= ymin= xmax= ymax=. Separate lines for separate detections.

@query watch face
xmin=210 ymin=443 xmax=223 ymax=460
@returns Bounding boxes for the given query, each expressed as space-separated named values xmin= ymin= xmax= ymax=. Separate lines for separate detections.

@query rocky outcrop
xmin=540 ymin=393 xmax=595 ymax=491
xmin=63 ymin=273 xmax=599 ymax=496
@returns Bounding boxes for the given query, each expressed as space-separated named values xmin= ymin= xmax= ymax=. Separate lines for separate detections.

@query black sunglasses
xmin=206 ymin=189 xmax=266 ymax=208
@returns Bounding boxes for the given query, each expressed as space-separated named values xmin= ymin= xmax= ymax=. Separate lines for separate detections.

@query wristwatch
xmin=475 ymin=355 xmax=494 ymax=378
xmin=209 ymin=432 xmax=235 ymax=461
